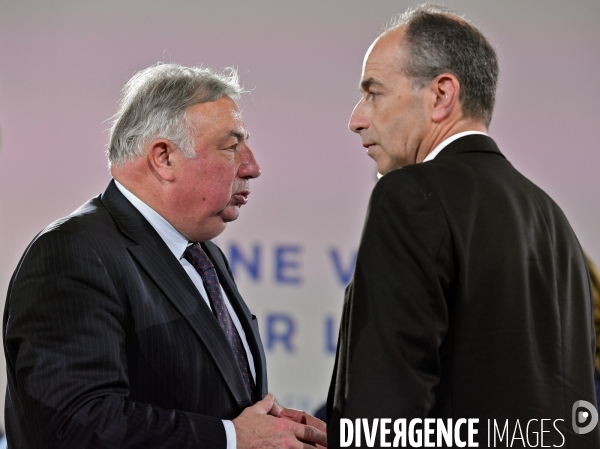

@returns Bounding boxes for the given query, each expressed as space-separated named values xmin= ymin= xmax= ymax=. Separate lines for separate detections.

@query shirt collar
xmin=114 ymin=180 xmax=189 ymax=260
xmin=422 ymin=131 xmax=488 ymax=163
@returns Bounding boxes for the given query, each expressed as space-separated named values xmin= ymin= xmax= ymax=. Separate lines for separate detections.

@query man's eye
xmin=368 ymin=91 xmax=380 ymax=100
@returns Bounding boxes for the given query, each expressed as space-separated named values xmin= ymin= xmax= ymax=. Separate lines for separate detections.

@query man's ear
xmin=430 ymin=74 xmax=460 ymax=123
xmin=147 ymin=139 xmax=177 ymax=182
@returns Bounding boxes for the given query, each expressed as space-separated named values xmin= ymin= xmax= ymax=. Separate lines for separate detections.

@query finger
xmin=249 ymin=393 xmax=275 ymax=415
xmin=293 ymin=423 xmax=327 ymax=447
xmin=279 ymin=407 xmax=306 ymax=424
xmin=280 ymin=408 xmax=327 ymax=433
xmin=302 ymin=414 xmax=326 ymax=433
xmin=268 ymin=399 xmax=283 ymax=417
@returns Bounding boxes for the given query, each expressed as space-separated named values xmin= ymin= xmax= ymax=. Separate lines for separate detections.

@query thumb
xmin=249 ymin=393 xmax=275 ymax=415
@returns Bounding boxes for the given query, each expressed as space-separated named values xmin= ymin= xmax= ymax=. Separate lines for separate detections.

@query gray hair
xmin=383 ymin=3 xmax=499 ymax=127
xmin=107 ymin=63 xmax=244 ymax=166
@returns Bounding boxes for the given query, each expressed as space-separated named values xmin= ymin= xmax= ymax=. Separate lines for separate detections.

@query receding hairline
xmin=357 ymin=27 xmax=410 ymax=93
xmin=377 ymin=6 xmax=473 ymax=72
xmin=373 ymin=10 xmax=480 ymax=84
xmin=380 ymin=10 xmax=471 ymax=49
xmin=381 ymin=4 xmax=469 ymax=36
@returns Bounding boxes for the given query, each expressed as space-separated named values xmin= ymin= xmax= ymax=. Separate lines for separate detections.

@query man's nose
xmin=238 ymin=145 xmax=261 ymax=179
xmin=348 ymin=99 xmax=369 ymax=133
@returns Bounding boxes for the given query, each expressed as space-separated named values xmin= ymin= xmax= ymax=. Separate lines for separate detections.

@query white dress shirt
xmin=422 ymin=130 xmax=488 ymax=163
xmin=114 ymin=180 xmax=253 ymax=449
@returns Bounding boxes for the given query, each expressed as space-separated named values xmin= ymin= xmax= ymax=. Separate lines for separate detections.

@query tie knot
xmin=184 ymin=243 xmax=214 ymax=272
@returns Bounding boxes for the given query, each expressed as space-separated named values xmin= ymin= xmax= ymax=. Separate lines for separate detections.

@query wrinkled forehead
xmin=216 ymin=98 xmax=249 ymax=141
xmin=187 ymin=96 xmax=248 ymax=138
xmin=360 ymin=29 xmax=408 ymax=87
xmin=194 ymin=96 xmax=241 ymax=120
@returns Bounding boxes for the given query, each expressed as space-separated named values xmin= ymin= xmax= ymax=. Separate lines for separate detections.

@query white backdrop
xmin=1 ymin=0 xmax=599 ymax=429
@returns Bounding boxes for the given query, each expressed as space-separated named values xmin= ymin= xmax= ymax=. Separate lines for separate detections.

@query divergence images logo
xmin=572 ymin=400 xmax=598 ymax=435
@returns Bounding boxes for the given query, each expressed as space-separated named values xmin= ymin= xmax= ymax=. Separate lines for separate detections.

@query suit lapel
xmin=204 ymin=241 xmax=268 ymax=398
xmin=101 ymin=180 xmax=252 ymax=408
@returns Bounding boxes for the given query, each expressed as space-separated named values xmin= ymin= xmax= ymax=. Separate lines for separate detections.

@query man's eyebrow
xmin=229 ymin=130 xmax=250 ymax=141
xmin=360 ymin=77 xmax=384 ymax=92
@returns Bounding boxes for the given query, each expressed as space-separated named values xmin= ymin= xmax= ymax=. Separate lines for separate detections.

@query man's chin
xmin=376 ymin=164 xmax=393 ymax=176
xmin=220 ymin=205 xmax=242 ymax=223
xmin=370 ymin=154 xmax=392 ymax=176
xmin=376 ymin=159 xmax=404 ymax=175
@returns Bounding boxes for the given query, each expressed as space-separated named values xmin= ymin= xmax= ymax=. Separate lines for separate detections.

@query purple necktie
xmin=184 ymin=243 xmax=255 ymax=400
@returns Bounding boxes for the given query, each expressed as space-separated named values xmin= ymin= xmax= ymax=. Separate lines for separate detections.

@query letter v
xmin=363 ymin=419 xmax=379 ymax=447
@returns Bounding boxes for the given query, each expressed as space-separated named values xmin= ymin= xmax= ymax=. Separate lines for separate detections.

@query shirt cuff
xmin=222 ymin=420 xmax=237 ymax=449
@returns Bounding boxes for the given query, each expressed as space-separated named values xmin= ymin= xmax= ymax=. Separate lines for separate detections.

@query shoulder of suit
xmin=374 ymin=167 xmax=434 ymax=197
xmin=370 ymin=168 xmax=445 ymax=219
xmin=37 ymin=194 xmax=116 ymax=241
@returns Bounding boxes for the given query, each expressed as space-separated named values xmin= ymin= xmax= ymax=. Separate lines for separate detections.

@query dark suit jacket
xmin=3 ymin=180 xmax=268 ymax=448
xmin=327 ymin=135 xmax=600 ymax=447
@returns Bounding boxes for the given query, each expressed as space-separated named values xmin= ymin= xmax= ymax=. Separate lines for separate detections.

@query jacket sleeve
xmin=4 ymin=228 xmax=227 ymax=449
xmin=333 ymin=168 xmax=454 ymax=421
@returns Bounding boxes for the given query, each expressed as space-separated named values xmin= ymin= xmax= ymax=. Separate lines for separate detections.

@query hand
xmin=233 ymin=394 xmax=327 ymax=449
xmin=268 ymin=400 xmax=327 ymax=448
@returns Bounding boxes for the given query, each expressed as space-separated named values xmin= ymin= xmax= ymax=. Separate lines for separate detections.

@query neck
xmin=111 ymin=163 xmax=165 ymax=215
xmin=416 ymin=118 xmax=487 ymax=164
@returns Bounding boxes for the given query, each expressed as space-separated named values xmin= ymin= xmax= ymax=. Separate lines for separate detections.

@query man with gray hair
xmin=4 ymin=63 xmax=326 ymax=449
xmin=327 ymin=4 xmax=599 ymax=447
